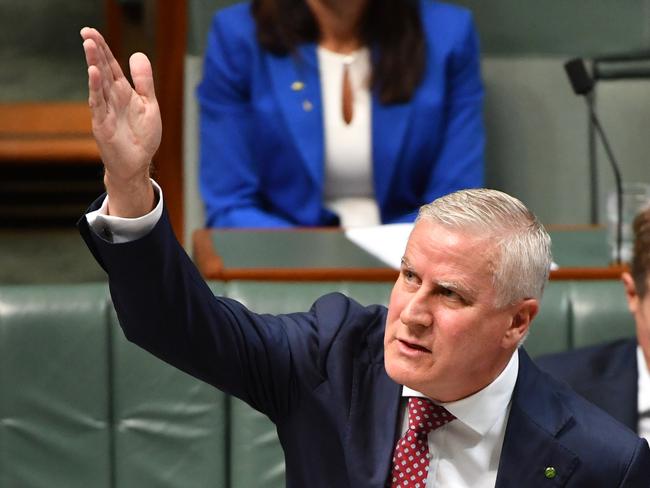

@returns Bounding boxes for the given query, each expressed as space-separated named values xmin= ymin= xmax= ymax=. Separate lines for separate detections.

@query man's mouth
xmin=397 ymin=339 xmax=431 ymax=353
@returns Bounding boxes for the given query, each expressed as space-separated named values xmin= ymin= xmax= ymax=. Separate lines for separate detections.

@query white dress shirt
xmin=637 ymin=345 xmax=650 ymax=441
xmin=86 ymin=180 xmax=162 ymax=243
xmin=318 ymin=46 xmax=380 ymax=228
xmin=401 ymin=352 xmax=519 ymax=487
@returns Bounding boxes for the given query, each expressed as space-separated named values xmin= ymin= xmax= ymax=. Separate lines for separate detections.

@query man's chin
xmin=384 ymin=353 xmax=424 ymax=390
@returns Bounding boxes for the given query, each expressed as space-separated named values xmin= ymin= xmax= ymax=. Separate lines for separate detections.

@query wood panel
xmin=103 ymin=0 xmax=186 ymax=242
xmin=153 ymin=0 xmax=187 ymax=244
xmin=0 ymin=103 xmax=100 ymax=163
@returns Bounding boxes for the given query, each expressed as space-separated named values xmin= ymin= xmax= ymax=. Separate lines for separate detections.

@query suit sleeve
xmin=80 ymin=202 xmax=323 ymax=421
xmin=421 ymin=11 xmax=484 ymax=208
xmin=197 ymin=10 xmax=294 ymax=228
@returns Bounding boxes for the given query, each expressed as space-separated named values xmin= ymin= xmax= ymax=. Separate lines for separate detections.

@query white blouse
xmin=317 ymin=46 xmax=380 ymax=228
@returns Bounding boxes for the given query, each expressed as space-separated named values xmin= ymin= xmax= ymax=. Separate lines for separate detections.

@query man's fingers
xmin=129 ymin=52 xmax=156 ymax=100
xmin=82 ymin=36 xmax=113 ymax=104
xmin=81 ymin=27 xmax=125 ymax=82
xmin=87 ymin=65 xmax=107 ymax=123
xmin=95 ymin=30 xmax=127 ymax=82
xmin=83 ymin=39 xmax=107 ymax=121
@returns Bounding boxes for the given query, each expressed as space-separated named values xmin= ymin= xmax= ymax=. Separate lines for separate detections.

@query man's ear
xmin=622 ymin=272 xmax=639 ymax=314
xmin=502 ymin=298 xmax=539 ymax=348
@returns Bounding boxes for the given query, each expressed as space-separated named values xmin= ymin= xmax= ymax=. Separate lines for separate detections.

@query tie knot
xmin=407 ymin=397 xmax=455 ymax=434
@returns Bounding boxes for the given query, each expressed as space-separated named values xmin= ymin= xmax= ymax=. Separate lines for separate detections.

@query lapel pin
xmin=544 ymin=466 xmax=557 ymax=479
xmin=291 ymin=81 xmax=305 ymax=91
xmin=302 ymin=100 xmax=313 ymax=112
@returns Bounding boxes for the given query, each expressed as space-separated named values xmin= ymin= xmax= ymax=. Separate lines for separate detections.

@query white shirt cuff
xmin=86 ymin=179 xmax=163 ymax=243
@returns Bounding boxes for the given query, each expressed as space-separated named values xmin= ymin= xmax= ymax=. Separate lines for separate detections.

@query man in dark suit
xmin=538 ymin=206 xmax=650 ymax=438
xmin=79 ymin=27 xmax=650 ymax=487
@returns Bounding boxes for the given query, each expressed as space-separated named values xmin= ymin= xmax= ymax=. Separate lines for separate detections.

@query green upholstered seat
xmin=569 ymin=281 xmax=635 ymax=348
xmin=0 ymin=284 xmax=111 ymax=488
xmin=110 ymin=303 xmax=227 ymax=487
xmin=0 ymin=283 xmax=228 ymax=488
xmin=527 ymin=281 xmax=573 ymax=357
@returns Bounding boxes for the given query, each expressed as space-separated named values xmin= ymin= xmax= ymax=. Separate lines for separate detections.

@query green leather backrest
xmin=569 ymin=281 xmax=635 ymax=348
xmin=516 ymin=280 xmax=634 ymax=357
xmin=0 ymin=283 xmax=228 ymax=488
xmin=110 ymin=303 xmax=227 ymax=488
xmin=526 ymin=281 xmax=572 ymax=357
xmin=0 ymin=284 xmax=111 ymax=488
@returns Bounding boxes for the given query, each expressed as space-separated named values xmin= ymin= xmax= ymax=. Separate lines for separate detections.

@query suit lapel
xmin=371 ymin=92 xmax=413 ymax=210
xmin=266 ymin=44 xmax=323 ymax=187
xmin=344 ymin=359 xmax=401 ymax=488
xmin=496 ymin=350 xmax=579 ymax=487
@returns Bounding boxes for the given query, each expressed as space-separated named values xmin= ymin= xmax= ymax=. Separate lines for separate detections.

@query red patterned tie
xmin=388 ymin=397 xmax=455 ymax=488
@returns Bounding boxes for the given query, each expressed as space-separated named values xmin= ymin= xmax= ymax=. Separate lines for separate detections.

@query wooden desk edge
xmin=218 ymin=267 xmax=398 ymax=282
xmin=549 ymin=265 xmax=627 ymax=281
xmin=193 ymin=229 xmax=224 ymax=279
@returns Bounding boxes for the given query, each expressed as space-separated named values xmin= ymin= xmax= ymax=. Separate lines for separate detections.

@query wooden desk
xmin=193 ymin=228 xmax=398 ymax=281
xmin=193 ymin=226 xmax=626 ymax=282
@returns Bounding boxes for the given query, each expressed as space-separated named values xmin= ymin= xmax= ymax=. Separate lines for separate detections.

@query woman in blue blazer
xmin=197 ymin=0 xmax=485 ymax=227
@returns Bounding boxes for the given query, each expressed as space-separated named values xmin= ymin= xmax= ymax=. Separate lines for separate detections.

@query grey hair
xmin=416 ymin=188 xmax=552 ymax=307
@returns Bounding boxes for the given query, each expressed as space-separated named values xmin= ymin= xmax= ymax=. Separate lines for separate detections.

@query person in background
xmin=198 ymin=0 xmax=484 ymax=228
xmin=538 ymin=204 xmax=650 ymax=440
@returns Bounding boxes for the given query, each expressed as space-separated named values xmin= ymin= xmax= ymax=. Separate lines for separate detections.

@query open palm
xmin=81 ymin=27 xmax=161 ymax=182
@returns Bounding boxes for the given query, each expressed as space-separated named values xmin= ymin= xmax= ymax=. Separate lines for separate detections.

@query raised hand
xmin=81 ymin=27 xmax=161 ymax=217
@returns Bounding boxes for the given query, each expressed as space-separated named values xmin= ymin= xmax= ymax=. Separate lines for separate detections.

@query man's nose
xmin=399 ymin=290 xmax=433 ymax=328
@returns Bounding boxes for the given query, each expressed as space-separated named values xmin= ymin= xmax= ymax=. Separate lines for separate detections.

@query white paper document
xmin=345 ymin=223 xmax=414 ymax=269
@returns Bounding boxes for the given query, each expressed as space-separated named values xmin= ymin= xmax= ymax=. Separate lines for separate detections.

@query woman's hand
xmin=81 ymin=27 xmax=161 ymax=217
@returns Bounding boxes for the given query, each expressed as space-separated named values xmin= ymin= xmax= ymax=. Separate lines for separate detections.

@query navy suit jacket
xmin=537 ymin=338 xmax=639 ymax=433
xmin=80 ymin=204 xmax=650 ymax=487
xmin=197 ymin=0 xmax=484 ymax=227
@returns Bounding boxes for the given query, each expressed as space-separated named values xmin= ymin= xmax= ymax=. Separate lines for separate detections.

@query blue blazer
xmin=197 ymin=0 xmax=485 ymax=227
xmin=537 ymin=338 xmax=639 ymax=433
xmin=80 ymin=203 xmax=650 ymax=487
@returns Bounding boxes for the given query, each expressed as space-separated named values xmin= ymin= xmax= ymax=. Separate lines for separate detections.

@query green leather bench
xmin=0 ymin=280 xmax=634 ymax=487
xmin=0 ymin=283 xmax=226 ymax=488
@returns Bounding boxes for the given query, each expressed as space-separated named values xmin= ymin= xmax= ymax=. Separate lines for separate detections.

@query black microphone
xmin=564 ymin=58 xmax=624 ymax=265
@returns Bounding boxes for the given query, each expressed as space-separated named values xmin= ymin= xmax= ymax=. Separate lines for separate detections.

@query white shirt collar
xmin=637 ymin=345 xmax=650 ymax=414
xmin=402 ymin=351 xmax=519 ymax=436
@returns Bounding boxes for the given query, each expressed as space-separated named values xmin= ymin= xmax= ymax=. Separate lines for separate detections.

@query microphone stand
xmin=564 ymin=58 xmax=624 ymax=265
xmin=584 ymin=95 xmax=624 ymax=265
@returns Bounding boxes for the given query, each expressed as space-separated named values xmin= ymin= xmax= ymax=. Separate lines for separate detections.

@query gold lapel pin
xmin=291 ymin=81 xmax=305 ymax=91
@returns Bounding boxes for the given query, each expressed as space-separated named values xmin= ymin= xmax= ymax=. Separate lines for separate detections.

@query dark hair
xmin=632 ymin=206 xmax=650 ymax=297
xmin=251 ymin=0 xmax=426 ymax=104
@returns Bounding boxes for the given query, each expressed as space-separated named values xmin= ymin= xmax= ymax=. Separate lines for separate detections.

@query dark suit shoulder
xmin=308 ymin=292 xmax=388 ymax=361
xmin=536 ymin=338 xmax=636 ymax=382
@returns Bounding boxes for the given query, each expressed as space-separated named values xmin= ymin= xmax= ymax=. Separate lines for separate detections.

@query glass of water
xmin=607 ymin=182 xmax=650 ymax=263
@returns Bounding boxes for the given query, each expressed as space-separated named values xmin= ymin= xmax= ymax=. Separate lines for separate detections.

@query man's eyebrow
xmin=435 ymin=279 xmax=478 ymax=300
xmin=400 ymin=256 xmax=415 ymax=273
